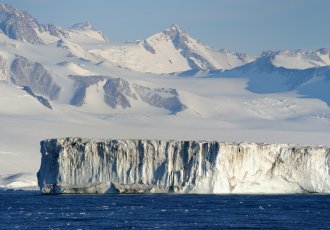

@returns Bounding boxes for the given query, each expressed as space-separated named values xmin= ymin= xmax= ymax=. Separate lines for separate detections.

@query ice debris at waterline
xmin=37 ymin=138 xmax=330 ymax=194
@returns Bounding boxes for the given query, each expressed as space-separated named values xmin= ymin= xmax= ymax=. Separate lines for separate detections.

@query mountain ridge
xmin=0 ymin=3 xmax=329 ymax=73
xmin=0 ymin=3 xmax=328 ymax=109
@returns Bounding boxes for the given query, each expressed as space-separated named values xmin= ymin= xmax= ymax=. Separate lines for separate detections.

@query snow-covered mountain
xmin=0 ymin=3 xmax=67 ymax=44
xmin=0 ymin=3 xmax=107 ymax=46
xmin=265 ymin=49 xmax=330 ymax=69
xmin=70 ymin=22 xmax=108 ymax=43
xmin=90 ymin=24 xmax=254 ymax=73
xmin=0 ymin=3 xmax=330 ymax=188
xmin=225 ymin=55 xmax=330 ymax=106
xmin=68 ymin=75 xmax=185 ymax=113
xmin=0 ymin=3 xmax=253 ymax=74
xmin=178 ymin=53 xmax=330 ymax=106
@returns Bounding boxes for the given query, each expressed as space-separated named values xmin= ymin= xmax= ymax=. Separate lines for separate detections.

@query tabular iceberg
xmin=37 ymin=138 xmax=330 ymax=194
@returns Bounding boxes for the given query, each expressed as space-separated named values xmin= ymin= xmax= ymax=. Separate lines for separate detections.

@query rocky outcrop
xmin=37 ymin=138 xmax=330 ymax=194
xmin=10 ymin=56 xmax=61 ymax=100
xmin=133 ymin=85 xmax=186 ymax=113
xmin=103 ymin=77 xmax=137 ymax=109
xmin=0 ymin=3 xmax=69 ymax=44
xmin=0 ymin=3 xmax=44 ymax=44
xmin=69 ymin=75 xmax=106 ymax=106
xmin=22 ymin=86 xmax=52 ymax=109
xmin=0 ymin=55 xmax=8 ymax=80
xmin=68 ymin=75 xmax=186 ymax=112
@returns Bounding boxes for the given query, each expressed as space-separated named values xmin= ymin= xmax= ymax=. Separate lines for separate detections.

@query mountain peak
xmin=261 ymin=50 xmax=278 ymax=57
xmin=165 ymin=24 xmax=183 ymax=33
xmin=0 ymin=3 xmax=44 ymax=44
xmin=0 ymin=3 xmax=30 ymax=18
xmin=144 ymin=24 xmax=191 ymax=51
xmin=70 ymin=22 xmax=108 ymax=42
xmin=163 ymin=24 xmax=186 ymax=37
xmin=71 ymin=22 xmax=93 ymax=31
xmin=317 ymin=48 xmax=330 ymax=55
xmin=0 ymin=3 xmax=14 ymax=12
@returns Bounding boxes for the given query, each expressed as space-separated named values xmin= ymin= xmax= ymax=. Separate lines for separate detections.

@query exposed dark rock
xmin=133 ymin=85 xmax=186 ymax=113
xmin=22 ymin=86 xmax=52 ymax=109
xmin=103 ymin=77 xmax=137 ymax=109
xmin=10 ymin=56 xmax=61 ymax=100
xmin=69 ymin=75 xmax=106 ymax=106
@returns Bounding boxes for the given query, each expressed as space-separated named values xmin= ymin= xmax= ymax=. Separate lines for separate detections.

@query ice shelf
xmin=37 ymin=138 xmax=330 ymax=194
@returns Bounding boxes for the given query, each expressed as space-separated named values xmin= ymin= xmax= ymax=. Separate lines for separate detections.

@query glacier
xmin=37 ymin=138 xmax=330 ymax=194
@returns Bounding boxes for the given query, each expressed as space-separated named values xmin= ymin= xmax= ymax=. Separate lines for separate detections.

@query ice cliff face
xmin=37 ymin=138 xmax=330 ymax=194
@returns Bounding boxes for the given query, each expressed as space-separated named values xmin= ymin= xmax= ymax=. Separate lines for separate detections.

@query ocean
xmin=0 ymin=190 xmax=329 ymax=229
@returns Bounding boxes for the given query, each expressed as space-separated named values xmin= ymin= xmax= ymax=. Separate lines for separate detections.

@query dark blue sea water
xmin=0 ymin=190 xmax=329 ymax=229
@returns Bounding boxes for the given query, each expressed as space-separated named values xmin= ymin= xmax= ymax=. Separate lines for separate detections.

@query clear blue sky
xmin=3 ymin=0 xmax=330 ymax=55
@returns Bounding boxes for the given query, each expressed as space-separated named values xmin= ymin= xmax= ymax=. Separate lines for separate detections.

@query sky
xmin=3 ymin=0 xmax=330 ymax=55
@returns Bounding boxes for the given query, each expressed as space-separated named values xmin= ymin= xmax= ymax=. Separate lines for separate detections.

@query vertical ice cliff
xmin=37 ymin=138 xmax=330 ymax=194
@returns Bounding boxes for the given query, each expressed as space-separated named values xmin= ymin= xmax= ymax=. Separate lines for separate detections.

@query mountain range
xmin=0 ymin=3 xmax=329 ymax=110
xmin=0 ymin=3 xmax=330 ymax=186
